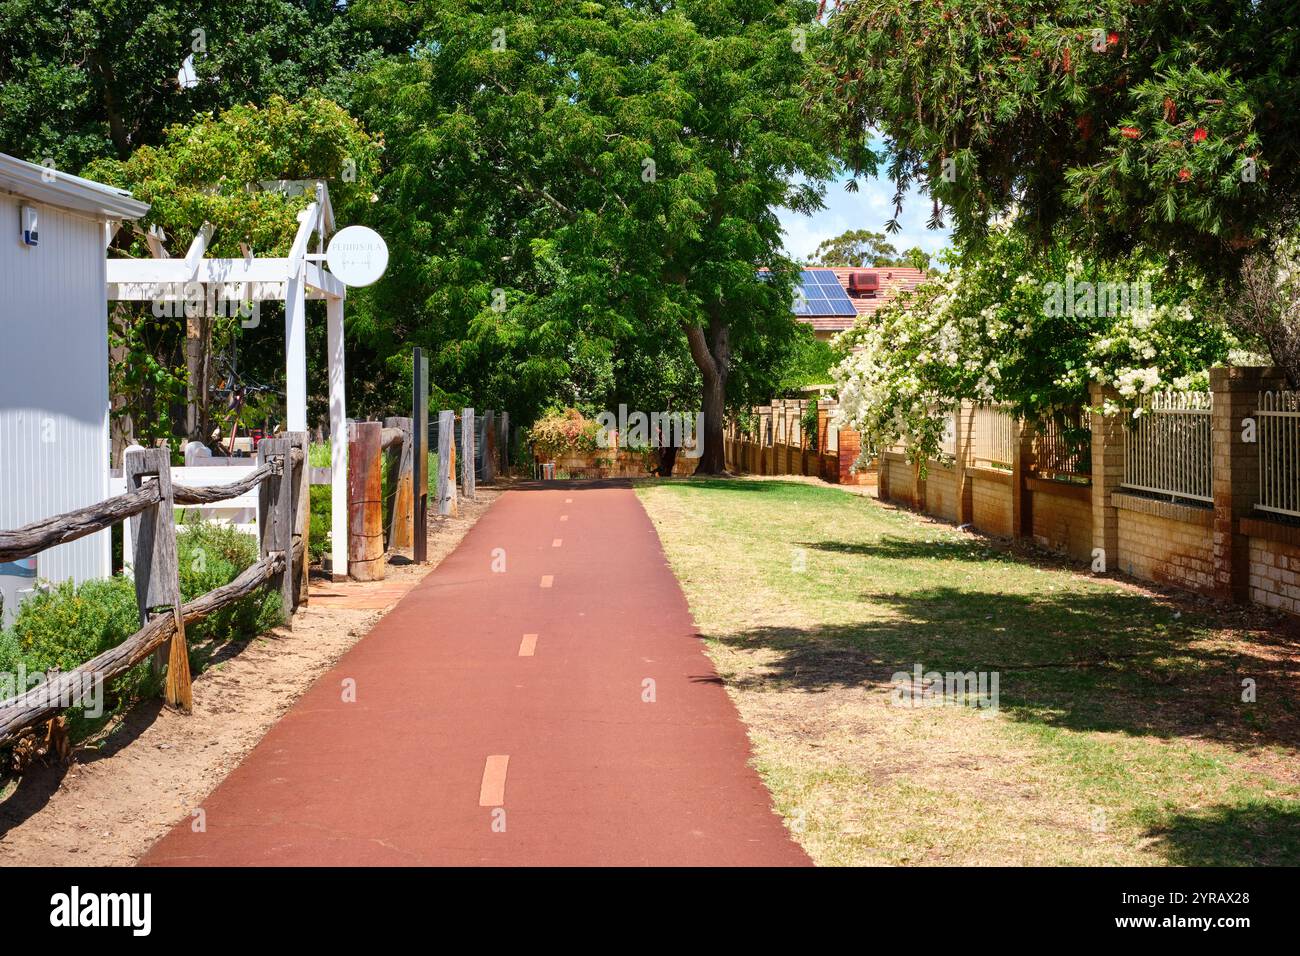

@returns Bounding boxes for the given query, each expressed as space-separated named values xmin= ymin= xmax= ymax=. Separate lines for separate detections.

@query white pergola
xmin=106 ymin=182 xmax=351 ymax=576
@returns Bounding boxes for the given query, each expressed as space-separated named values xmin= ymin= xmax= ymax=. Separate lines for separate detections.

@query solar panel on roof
xmin=795 ymin=268 xmax=857 ymax=317
xmin=758 ymin=267 xmax=860 ymax=318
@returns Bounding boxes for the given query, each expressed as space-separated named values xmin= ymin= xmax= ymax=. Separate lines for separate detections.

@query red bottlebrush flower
xmin=1120 ymin=126 xmax=1141 ymax=139
xmin=1178 ymin=167 xmax=1191 ymax=182
xmin=1062 ymin=47 xmax=1072 ymax=72
xmin=1108 ymin=31 xmax=1120 ymax=46
xmin=1191 ymin=126 xmax=1208 ymax=143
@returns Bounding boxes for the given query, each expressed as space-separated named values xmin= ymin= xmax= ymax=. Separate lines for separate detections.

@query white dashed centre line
xmin=479 ymin=755 xmax=509 ymax=806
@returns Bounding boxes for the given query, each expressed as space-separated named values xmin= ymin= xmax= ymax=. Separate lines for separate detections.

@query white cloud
xmin=779 ymin=173 xmax=951 ymax=264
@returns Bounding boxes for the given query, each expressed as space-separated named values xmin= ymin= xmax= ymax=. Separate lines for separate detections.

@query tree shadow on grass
xmin=1144 ymin=802 xmax=1300 ymax=866
xmin=708 ymin=579 xmax=1300 ymax=756
xmin=803 ymin=534 xmax=1078 ymax=567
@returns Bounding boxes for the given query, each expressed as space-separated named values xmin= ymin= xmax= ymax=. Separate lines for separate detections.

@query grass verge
xmin=637 ymin=477 xmax=1300 ymax=866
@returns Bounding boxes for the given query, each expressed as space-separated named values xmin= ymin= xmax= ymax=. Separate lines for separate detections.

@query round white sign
xmin=326 ymin=226 xmax=389 ymax=287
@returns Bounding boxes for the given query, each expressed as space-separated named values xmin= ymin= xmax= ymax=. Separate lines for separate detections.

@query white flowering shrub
xmin=832 ymin=227 xmax=1240 ymax=469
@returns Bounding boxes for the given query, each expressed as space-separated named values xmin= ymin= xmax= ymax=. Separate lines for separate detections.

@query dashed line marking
xmin=565 ymin=498 xmax=573 ymax=503
xmin=560 ymin=515 xmax=568 ymax=522
xmin=540 ymin=575 xmax=554 ymax=588
xmin=552 ymin=538 xmax=563 ymax=548
xmin=519 ymin=634 xmax=538 ymax=657
xmin=479 ymin=755 xmax=509 ymax=806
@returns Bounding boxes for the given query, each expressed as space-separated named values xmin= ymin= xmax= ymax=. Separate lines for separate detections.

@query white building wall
xmin=0 ymin=196 xmax=111 ymax=618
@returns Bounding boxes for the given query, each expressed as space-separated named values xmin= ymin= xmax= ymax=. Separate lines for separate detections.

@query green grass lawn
xmin=637 ymin=477 xmax=1300 ymax=866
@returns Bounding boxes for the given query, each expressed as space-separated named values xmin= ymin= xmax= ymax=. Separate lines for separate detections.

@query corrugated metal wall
xmin=0 ymin=197 xmax=111 ymax=619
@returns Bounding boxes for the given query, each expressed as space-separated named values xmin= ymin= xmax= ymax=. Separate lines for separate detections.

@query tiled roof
xmin=799 ymin=267 xmax=928 ymax=333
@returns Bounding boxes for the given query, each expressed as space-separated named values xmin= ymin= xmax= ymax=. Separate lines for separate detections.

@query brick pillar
xmin=1211 ymin=366 xmax=1286 ymax=602
xmin=954 ymin=401 xmax=974 ymax=525
xmin=1089 ymin=382 xmax=1123 ymax=572
xmin=839 ymin=428 xmax=861 ymax=485
xmin=817 ymin=401 xmax=831 ymax=481
xmin=1012 ymin=417 xmax=1037 ymax=539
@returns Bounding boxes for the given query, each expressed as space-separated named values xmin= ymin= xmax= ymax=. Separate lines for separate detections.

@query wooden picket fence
xmin=0 ymin=433 xmax=310 ymax=747
xmin=725 ymin=398 xmax=840 ymax=482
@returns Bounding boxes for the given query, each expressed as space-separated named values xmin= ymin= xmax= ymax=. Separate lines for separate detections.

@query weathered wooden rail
xmin=0 ymin=433 xmax=310 ymax=748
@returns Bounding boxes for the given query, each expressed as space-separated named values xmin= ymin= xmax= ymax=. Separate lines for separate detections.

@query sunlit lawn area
xmin=637 ymin=477 xmax=1300 ymax=866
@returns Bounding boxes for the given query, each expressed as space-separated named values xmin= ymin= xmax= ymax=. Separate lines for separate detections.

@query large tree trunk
xmin=684 ymin=316 xmax=730 ymax=475
xmin=89 ymin=49 xmax=131 ymax=158
xmin=697 ymin=373 xmax=727 ymax=474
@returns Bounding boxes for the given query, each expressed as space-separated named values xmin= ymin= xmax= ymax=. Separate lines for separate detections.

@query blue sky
xmin=778 ymin=172 xmax=952 ymax=265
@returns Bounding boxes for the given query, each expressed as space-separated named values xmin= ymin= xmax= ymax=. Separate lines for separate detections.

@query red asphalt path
xmin=143 ymin=483 xmax=810 ymax=866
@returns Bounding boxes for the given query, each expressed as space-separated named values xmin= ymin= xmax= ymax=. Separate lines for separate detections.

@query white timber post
xmin=285 ymin=264 xmax=308 ymax=432
xmin=327 ymin=294 xmax=349 ymax=580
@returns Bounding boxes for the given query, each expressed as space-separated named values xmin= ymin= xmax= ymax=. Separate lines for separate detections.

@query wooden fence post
xmin=461 ymin=407 xmax=476 ymax=499
xmin=482 ymin=410 xmax=496 ymax=483
xmin=125 ymin=444 xmax=192 ymax=712
xmin=385 ymin=416 xmax=415 ymax=554
xmin=498 ymin=411 xmax=510 ymax=475
xmin=257 ymin=437 xmax=296 ymax=621
xmin=346 ymin=422 xmax=385 ymax=581
xmin=412 ymin=347 xmax=430 ymax=563
xmin=287 ymin=430 xmax=310 ymax=610
xmin=437 ymin=410 xmax=456 ymax=516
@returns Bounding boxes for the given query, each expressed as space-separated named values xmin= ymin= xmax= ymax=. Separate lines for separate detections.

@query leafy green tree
xmin=776 ymin=328 xmax=838 ymax=392
xmin=85 ymin=96 xmax=381 ymax=446
xmin=901 ymin=247 xmax=932 ymax=271
xmin=814 ymin=1 xmax=1298 ymax=274
xmin=355 ymin=0 xmax=839 ymax=473
xmin=0 ymin=0 xmax=413 ymax=170
xmin=809 ymin=228 xmax=904 ymax=267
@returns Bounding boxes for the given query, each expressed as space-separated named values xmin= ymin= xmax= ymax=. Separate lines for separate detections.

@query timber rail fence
xmin=0 ymin=433 xmax=311 ymax=747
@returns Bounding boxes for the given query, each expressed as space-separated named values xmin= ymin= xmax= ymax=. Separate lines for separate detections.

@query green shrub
xmin=176 ymin=521 xmax=282 ymax=645
xmin=0 ymin=576 xmax=155 ymax=739
xmin=6 ymin=577 xmax=139 ymax=674
xmin=0 ymin=522 xmax=282 ymax=752
xmin=0 ymin=625 xmax=24 ymax=676
xmin=309 ymin=484 xmax=331 ymax=561
xmin=308 ymin=441 xmax=332 ymax=468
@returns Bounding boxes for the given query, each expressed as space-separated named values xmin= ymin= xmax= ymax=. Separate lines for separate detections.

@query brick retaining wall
xmin=1114 ymin=492 xmax=1215 ymax=592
